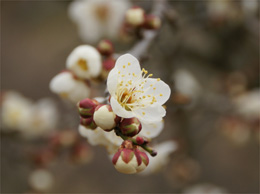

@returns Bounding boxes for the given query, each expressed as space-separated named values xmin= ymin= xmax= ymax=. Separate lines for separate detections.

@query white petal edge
xmin=114 ymin=54 xmax=141 ymax=76
xmin=139 ymin=120 xmax=164 ymax=139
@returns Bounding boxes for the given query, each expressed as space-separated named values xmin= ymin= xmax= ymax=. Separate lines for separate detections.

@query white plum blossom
xmin=66 ymin=45 xmax=102 ymax=79
xmin=69 ymin=0 xmax=131 ymax=43
xmin=107 ymin=54 xmax=171 ymax=125
xmin=1 ymin=91 xmax=58 ymax=138
xmin=1 ymin=91 xmax=32 ymax=131
xmin=49 ymin=71 xmax=90 ymax=104
xmin=20 ymin=99 xmax=58 ymax=138
xmin=140 ymin=140 xmax=177 ymax=175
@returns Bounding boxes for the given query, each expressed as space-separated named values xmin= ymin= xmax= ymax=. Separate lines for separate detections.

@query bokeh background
xmin=1 ymin=0 xmax=259 ymax=193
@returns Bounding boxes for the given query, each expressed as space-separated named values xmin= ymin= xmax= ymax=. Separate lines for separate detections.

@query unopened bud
xmin=97 ymin=40 xmax=114 ymax=56
xmin=112 ymin=143 xmax=149 ymax=174
xmin=101 ymin=57 xmax=116 ymax=79
xmin=32 ymin=149 xmax=55 ymax=167
xmin=80 ymin=117 xmax=97 ymax=130
xmin=103 ymin=57 xmax=116 ymax=72
xmin=135 ymin=149 xmax=149 ymax=172
xmin=49 ymin=130 xmax=78 ymax=148
xmin=136 ymin=136 xmax=146 ymax=145
xmin=144 ymin=15 xmax=161 ymax=30
xmin=93 ymin=105 xmax=119 ymax=131
xmin=125 ymin=7 xmax=145 ymax=27
xmin=78 ymin=98 xmax=99 ymax=118
xmin=119 ymin=117 xmax=142 ymax=137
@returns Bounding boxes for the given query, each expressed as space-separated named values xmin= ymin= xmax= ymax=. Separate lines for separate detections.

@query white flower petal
xmin=49 ymin=72 xmax=75 ymax=93
xmin=104 ymin=130 xmax=123 ymax=146
xmin=78 ymin=125 xmax=118 ymax=154
xmin=110 ymin=97 xmax=134 ymax=118
xmin=139 ymin=120 xmax=164 ymax=139
xmin=143 ymin=78 xmax=171 ymax=105
xmin=50 ymin=72 xmax=90 ymax=103
xmin=134 ymin=104 xmax=166 ymax=124
xmin=107 ymin=67 xmax=119 ymax=95
xmin=140 ymin=140 xmax=177 ymax=175
xmin=114 ymin=54 xmax=141 ymax=76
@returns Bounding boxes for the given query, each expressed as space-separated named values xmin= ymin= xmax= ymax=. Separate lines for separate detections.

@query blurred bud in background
xmin=28 ymin=169 xmax=54 ymax=192
xmin=165 ymin=156 xmax=201 ymax=189
xmin=182 ymin=183 xmax=228 ymax=194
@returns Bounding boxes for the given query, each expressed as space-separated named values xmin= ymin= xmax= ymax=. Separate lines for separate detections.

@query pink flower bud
xmin=144 ymin=15 xmax=161 ymax=30
xmin=112 ymin=141 xmax=149 ymax=174
xmin=93 ymin=104 xmax=119 ymax=131
xmin=135 ymin=149 xmax=149 ymax=172
xmin=80 ymin=117 xmax=97 ymax=130
xmin=32 ymin=148 xmax=56 ymax=167
xmin=125 ymin=7 xmax=145 ymax=27
xmin=102 ymin=57 xmax=116 ymax=72
xmin=49 ymin=130 xmax=78 ymax=148
xmin=119 ymin=117 xmax=142 ymax=137
xmin=97 ymin=40 xmax=114 ymax=56
xmin=78 ymin=98 xmax=99 ymax=118
xmin=101 ymin=57 xmax=116 ymax=79
xmin=136 ymin=136 xmax=145 ymax=145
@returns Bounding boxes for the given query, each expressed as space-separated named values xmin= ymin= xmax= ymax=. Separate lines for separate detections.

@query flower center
xmin=77 ymin=59 xmax=88 ymax=71
xmin=117 ymin=88 xmax=135 ymax=111
xmin=116 ymin=67 xmax=162 ymax=112
xmin=93 ymin=4 xmax=109 ymax=23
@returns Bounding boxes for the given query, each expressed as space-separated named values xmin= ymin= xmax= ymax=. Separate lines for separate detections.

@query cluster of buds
xmin=112 ymin=140 xmax=149 ymax=174
xmin=29 ymin=130 xmax=93 ymax=192
xmin=78 ymin=98 xmax=120 ymax=131
xmin=78 ymin=98 xmax=143 ymax=136
xmin=121 ymin=6 xmax=161 ymax=38
xmin=96 ymin=39 xmax=116 ymax=80
xmin=78 ymin=97 xmax=159 ymax=174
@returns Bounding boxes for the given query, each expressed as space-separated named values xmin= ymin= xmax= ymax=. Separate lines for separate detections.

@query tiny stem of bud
xmin=114 ymin=127 xmax=157 ymax=157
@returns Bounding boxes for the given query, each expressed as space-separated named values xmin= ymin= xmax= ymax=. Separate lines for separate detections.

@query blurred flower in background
xmin=68 ymin=0 xmax=131 ymax=43
xmin=1 ymin=91 xmax=58 ymax=138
